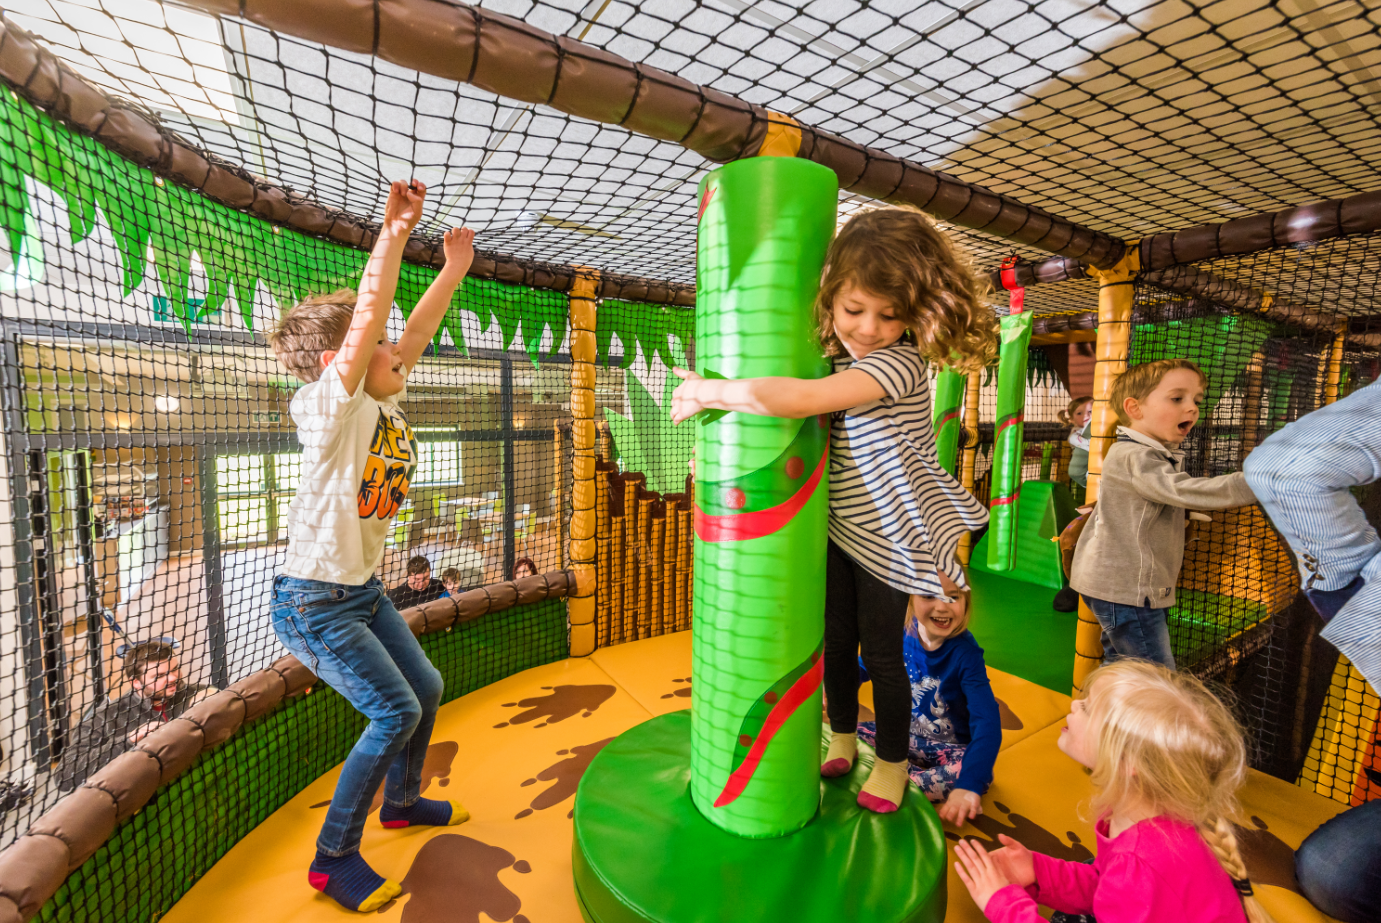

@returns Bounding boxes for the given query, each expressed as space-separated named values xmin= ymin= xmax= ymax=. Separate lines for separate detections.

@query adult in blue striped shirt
xmin=673 ymin=207 xmax=996 ymax=815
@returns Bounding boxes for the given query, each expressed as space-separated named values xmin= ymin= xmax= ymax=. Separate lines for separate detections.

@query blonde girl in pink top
xmin=953 ymin=660 xmax=1272 ymax=923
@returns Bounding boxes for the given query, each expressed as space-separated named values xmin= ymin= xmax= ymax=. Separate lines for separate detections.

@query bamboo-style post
xmin=1324 ymin=318 xmax=1347 ymax=406
xmin=1055 ymin=441 xmax=1072 ymax=484
xmin=664 ymin=507 xmax=680 ymax=634
xmin=623 ymin=480 xmax=640 ymax=642
xmin=554 ymin=422 xmax=565 ymax=568
xmin=568 ymin=270 xmax=601 ymax=656
xmin=1072 ymin=248 xmax=1139 ymax=696
xmin=611 ymin=500 xmax=626 ymax=645
xmin=594 ymin=463 xmax=612 ymax=649
xmin=636 ymin=495 xmax=654 ymax=639
xmin=678 ymin=507 xmax=693 ymax=630
xmin=956 ymin=371 xmax=982 ymax=564
xmin=650 ymin=512 xmax=667 ymax=636
xmin=1239 ymin=350 xmax=1265 ymax=463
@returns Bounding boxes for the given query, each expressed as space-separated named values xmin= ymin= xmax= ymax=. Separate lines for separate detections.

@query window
xmin=216 ymin=453 xmax=299 ymax=544
xmin=413 ymin=440 xmax=462 ymax=486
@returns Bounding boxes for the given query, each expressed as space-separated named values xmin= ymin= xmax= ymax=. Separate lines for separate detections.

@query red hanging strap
xmin=999 ymin=255 xmax=1026 ymax=315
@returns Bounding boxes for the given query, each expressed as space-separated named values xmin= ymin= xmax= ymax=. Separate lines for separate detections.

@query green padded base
xmin=572 ymin=711 xmax=946 ymax=923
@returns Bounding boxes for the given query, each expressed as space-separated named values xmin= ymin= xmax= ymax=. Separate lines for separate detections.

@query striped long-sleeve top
xmin=828 ymin=341 xmax=988 ymax=598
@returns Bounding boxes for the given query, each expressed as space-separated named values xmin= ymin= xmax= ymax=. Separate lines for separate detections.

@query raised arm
xmin=670 ymin=367 xmax=885 ymax=423
xmin=397 ymin=226 xmax=476 ymax=370
xmin=1113 ymin=451 xmax=1257 ymax=511
xmin=334 ymin=180 xmax=426 ymax=396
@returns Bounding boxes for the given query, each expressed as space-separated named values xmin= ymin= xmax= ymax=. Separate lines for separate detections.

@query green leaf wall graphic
xmin=0 ymin=90 xmax=695 ymax=372
xmin=603 ymin=342 xmax=693 ymax=495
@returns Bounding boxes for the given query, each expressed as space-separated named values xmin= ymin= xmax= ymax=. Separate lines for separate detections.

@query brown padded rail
xmin=1140 ymin=189 xmax=1381 ymax=271
xmin=167 ymin=0 xmax=1126 ymax=268
xmin=0 ymin=570 xmax=575 ymax=923
xmin=985 ymin=257 xmax=1088 ymax=292
xmin=0 ymin=14 xmax=694 ymax=309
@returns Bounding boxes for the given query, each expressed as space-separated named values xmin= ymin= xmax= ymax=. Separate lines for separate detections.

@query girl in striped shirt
xmin=672 ymin=206 xmax=996 ymax=814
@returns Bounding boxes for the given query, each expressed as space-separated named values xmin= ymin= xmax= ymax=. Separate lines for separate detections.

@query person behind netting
xmin=953 ymin=660 xmax=1269 ymax=923
xmin=1053 ymin=395 xmax=1094 ymax=613
xmin=671 ymin=205 xmax=996 ymax=813
xmin=267 ymin=180 xmax=476 ymax=913
xmin=56 ymin=640 xmax=215 ymax=793
xmin=439 ymin=567 xmax=464 ymax=598
xmin=512 ymin=557 xmax=537 ymax=581
xmin=855 ymin=572 xmax=999 ymax=826
xmin=388 ymin=555 xmax=446 ymax=609
xmin=1069 ymin=360 xmax=1257 ymax=669
xmin=1241 ymin=378 xmax=1381 ymax=923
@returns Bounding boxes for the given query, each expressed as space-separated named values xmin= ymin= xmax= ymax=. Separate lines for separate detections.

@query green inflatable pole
xmin=986 ymin=311 xmax=1034 ymax=571
xmin=932 ymin=368 xmax=965 ymax=477
xmin=691 ymin=156 xmax=836 ymax=838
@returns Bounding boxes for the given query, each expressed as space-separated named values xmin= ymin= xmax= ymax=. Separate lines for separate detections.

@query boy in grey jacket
xmin=1070 ymin=359 xmax=1258 ymax=668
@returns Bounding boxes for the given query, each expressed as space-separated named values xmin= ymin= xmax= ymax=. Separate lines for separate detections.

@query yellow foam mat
xmin=165 ymin=632 xmax=1347 ymax=923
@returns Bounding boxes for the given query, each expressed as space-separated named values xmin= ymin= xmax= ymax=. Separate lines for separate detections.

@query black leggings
xmin=823 ymin=540 xmax=912 ymax=764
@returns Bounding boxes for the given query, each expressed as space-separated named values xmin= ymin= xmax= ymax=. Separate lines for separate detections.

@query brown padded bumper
xmin=167 ymin=0 xmax=1126 ymax=267
xmin=0 ymin=570 xmax=575 ymax=923
xmin=0 ymin=14 xmax=694 ymax=308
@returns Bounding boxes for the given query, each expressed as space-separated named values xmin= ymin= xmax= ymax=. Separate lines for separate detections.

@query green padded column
xmin=932 ymin=367 xmax=965 ymax=477
xmin=986 ymin=312 xmax=1034 ymax=571
xmin=691 ymin=156 xmax=836 ymax=838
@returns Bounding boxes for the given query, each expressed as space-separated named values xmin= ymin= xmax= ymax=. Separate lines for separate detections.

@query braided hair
xmin=1082 ymin=661 xmax=1276 ymax=923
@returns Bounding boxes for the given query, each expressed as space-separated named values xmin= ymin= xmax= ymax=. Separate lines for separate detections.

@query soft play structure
xmin=0 ymin=3 xmax=1377 ymax=923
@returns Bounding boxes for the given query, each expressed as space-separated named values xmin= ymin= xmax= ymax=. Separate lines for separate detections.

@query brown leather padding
xmin=0 ymin=13 xmax=695 ymax=307
xmin=0 ymin=568 xmax=576 ymax=923
xmin=164 ymin=0 xmax=1126 ymax=267
xmin=1059 ymin=506 xmax=1093 ymax=580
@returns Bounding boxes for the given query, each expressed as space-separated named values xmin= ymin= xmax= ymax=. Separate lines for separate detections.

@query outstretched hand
xmin=953 ymin=838 xmax=1015 ymax=912
xmin=670 ymin=367 xmax=707 ymax=424
xmin=937 ymin=788 xmax=983 ymax=826
xmin=441 ymin=226 xmax=476 ymax=280
xmin=988 ymin=834 xmax=1036 ymax=888
xmin=382 ymin=179 xmax=427 ymax=236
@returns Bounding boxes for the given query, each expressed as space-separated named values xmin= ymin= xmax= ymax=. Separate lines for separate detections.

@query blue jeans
xmin=1081 ymin=595 xmax=1175 ymax=669
xmin=271 ymin=575 xmax=444 ymax=857
xmin=1244 ymin=380 xmax=1381 ymax=690
xmin=1295 ymin=799 xmax=1381 ymax=923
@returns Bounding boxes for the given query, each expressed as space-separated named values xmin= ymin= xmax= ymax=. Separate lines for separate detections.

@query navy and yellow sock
xmin=379 ymin=797 xmax=470 ymax=829
xmin=308 ymin=851 xmax=401 ymax=913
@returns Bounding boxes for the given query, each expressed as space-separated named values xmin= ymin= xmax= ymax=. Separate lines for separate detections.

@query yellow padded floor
xmin=165 ymin=631 xmax=1348 ymax=923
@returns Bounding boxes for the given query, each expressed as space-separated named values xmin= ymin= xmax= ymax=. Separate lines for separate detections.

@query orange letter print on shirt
xmin=358 ymin=410 xmax=417 ymax=519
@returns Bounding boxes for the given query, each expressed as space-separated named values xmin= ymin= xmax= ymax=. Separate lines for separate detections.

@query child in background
xmin=440 ymin=567 xmax=463 ymax=598
xmin=671 ymin=205 xmax=996 ymax=813
xmin=1060 ymin=395 xmax=1093 ymax=500
xmin=1069 ymin=360 xmax=1256 ymax=669
xmin=953 ymin=660 xmax=1267 ymax=923
xmin=1053 ymin=395 xmax=1094 ymax=612
xmin=857 ymin=572 xmax=1000 ymax=825
xmin=268 ymin=180 xmax=476 ymax=913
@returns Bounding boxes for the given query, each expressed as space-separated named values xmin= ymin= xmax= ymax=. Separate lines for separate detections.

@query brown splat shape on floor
xmin=311 ymin=740 xmax=460 ymax=810
xmin=398 ymin=833 xmax=531 ymax=923
xmin=660 ymin=677 xmax=692 ymax=699
xmin=1234 ymin=815 xmax=1300 ymax=895
xmin=952 ymin=801 xmax=1093 ymax=863
xmin=494 ymin=685 xmax=617 ymax=728
xmin=514 ymin=738 xmax=615 ymax=819
xmin=995 ymin=697 xmax=1024 ymax=731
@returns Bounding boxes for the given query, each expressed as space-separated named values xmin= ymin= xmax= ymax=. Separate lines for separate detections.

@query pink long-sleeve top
xmin=985 ymin=817 xmax=1248 ymax=923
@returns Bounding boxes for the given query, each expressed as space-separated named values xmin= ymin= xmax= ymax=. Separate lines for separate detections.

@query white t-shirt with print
xmin=281 ymin=359 xmax=417 ymax=585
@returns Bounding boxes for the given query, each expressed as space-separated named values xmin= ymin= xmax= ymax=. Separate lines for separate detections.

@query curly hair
xmin=813 ymin=206 xmax=997 ymax=374
xmin=267 ymin=289 xmax=357 ymax=383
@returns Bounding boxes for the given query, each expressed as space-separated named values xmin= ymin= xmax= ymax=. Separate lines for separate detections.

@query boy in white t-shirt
xmin=267 ymin=180 xmax=475 ymax=913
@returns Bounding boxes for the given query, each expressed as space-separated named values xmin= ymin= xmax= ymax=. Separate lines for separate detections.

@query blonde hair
xmin=908 ymin=589 xmax=972 ymax=638
xmin=814 ymin=206 xmax=998 ymax=375
xmin=1082 ymin=661 xmax=1273 ymax=923
xmin=1058 ymin=395 xmax=1093 ymax=428
xmin=1109 ymin=359 xmax=1206 ymax=426
xmin=267 ymin=289 xmax=357 ymax=383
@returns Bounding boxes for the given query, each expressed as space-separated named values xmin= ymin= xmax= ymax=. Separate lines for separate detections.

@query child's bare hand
xmin=441 ymin=227 xmax=476 ymax=279
xmin=937 ymin=788 xmax=983 ymax=826
xmin=671 ymin=367 xmax=707 ymax=424
xmin=382 ymin=180 xmax=426 ymax=236
xmin=988 ymin=834 xmax=1036 ymax=888
xmin=954 ymin=838 xmax=1015 ymax=912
